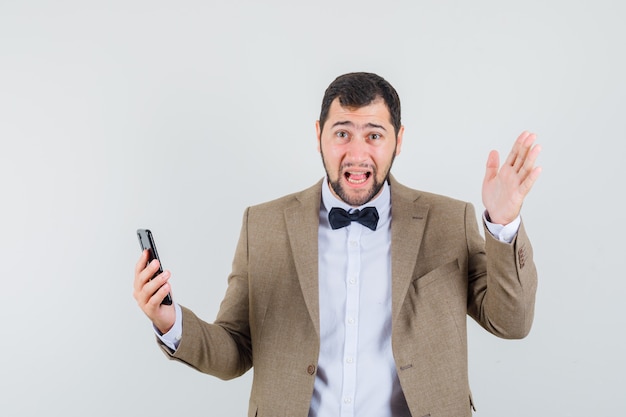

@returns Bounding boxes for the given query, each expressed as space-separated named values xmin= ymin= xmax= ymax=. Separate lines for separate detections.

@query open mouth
xmin=345 ymin=171 xmax=371 ymax=185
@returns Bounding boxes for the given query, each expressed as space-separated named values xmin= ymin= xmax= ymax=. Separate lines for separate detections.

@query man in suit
xmin=133 ymin=72 xmax=541 ymax=417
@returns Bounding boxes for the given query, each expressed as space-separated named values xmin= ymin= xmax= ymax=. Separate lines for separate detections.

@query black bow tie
xmin=328 ymin=207 xmax=379 ymax=231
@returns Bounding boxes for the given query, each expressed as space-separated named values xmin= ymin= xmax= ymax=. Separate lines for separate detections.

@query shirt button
xmin=344 ymin=397 xmax=352 ymax=404
xmin=346 ymin=357 xmax=354 ymax=363
xmin=307 ymin=364 xmax=316 ymax=375
xmin=347 ymin=318 xmax=355 ymax=325
xmin=350 ymin=240 xmax=358 ymax=247
xmin=349 ymin=277 xmax=357 ymax=285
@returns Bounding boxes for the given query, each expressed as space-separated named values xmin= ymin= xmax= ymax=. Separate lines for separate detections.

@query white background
xmin=1 ymin=1 xmax=624 ymax=416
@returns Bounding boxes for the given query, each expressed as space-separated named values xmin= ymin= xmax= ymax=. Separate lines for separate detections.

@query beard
xmin=321 ymin=150 xmax=396 ymax=207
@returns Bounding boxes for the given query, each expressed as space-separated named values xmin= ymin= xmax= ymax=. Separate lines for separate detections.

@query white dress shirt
xmin=310 ymin=180 xmax=410 ymax=417
xmin=156 ymin=180 xmax=521 ymax=415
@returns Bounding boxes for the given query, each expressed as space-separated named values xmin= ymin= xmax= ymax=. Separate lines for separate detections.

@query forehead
xmin=326 ymin=97 xmax=393 ymax=127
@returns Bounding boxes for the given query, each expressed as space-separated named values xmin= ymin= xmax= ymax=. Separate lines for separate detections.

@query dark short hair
xmin=319 ymin=72 xmax=402 ymax=136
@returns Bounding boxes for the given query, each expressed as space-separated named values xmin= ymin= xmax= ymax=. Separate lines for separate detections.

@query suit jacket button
xmin=518 ymin=246 xmax=527 ymax=269
xmin=307 ymin=365 xmax=316 ymax=375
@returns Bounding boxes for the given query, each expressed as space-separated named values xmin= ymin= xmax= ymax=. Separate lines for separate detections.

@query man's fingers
xmin=134 ymin=250 xmax=148 ymax=275
xmin=137 ymin=269 xmax=170 ymax=306
xmin=527 ymin=142 xmax=542 ymax=166
xmin=504 ymin=131 xmax=529 ymax=166
xmin=135 ymin=250 xmax=148 ymax=275
xmin=133 ymin=252 xmax=163 ymax=302
xmin=514 ymin=133 xmax=537 ymax=171
xmin=484 ymin=150 xmax=500 ymax=183
xmin=505 ymin=131 xmax=535 ymax=170
xmin=136 ymin=257 xmax=160 ymax=285
xmin=147 ymin=278 xmax=172 ymax=308
xmin=518 ymin=143 xmax=542 ymax=179
xmin=520 ymin=166 xmax=543 ymax=196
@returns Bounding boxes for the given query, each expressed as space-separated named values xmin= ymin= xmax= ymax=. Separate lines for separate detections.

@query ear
xmin=315 ymin=120 xmax=322 ymax=153
xmin=395 ymin=125 xmax=405 ymax=156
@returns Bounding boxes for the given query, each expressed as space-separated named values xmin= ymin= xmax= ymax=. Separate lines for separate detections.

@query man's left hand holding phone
xmin=134 ymin=229 xmax=176 ymax=335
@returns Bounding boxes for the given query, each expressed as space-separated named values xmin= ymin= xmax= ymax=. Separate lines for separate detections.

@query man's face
xmin=316 ymin=97 xmax=404 ymax=207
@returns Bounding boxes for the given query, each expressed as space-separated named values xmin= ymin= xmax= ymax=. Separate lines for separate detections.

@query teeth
xmin=346 ymin=172 xmax=368 ymax=184
xmin=348 ymin=177 xmax=367 ymax=184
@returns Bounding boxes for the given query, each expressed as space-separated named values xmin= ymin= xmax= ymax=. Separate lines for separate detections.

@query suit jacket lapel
xmin=282 ymin=177 xmax=428 ymax=335
xmin=284 ymin=180 xmax=323 ymax=336
xmin=389 ymin=177 xmax=430 ymax=321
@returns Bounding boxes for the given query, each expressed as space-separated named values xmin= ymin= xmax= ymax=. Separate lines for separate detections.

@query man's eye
xmin=370 ymin=133 xmax=381 ymax=140
xmin=336 ymin=131 xmax=348 ymax=138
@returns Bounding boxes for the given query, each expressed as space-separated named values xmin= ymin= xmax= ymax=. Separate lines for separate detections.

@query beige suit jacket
xmin=160 ymin=176 xmax=537 ymax=417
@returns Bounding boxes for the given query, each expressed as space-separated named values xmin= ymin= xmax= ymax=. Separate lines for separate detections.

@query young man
xmin=134 ymin=72 xmax=541 ymax=417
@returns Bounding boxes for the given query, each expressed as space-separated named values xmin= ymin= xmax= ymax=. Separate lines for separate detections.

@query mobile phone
xmin=136 ymin=228 xmax=173 ymax=305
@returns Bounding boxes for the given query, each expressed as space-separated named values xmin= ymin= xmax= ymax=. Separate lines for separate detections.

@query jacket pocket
xmin=412 ymin=259 xmax=460 ymax=290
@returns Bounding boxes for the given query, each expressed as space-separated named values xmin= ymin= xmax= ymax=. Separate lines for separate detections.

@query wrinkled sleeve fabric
xmin=156 ymin=208 xmax=253 ymax=380
xmin=467 ymin=205 xmax=538 ymax=339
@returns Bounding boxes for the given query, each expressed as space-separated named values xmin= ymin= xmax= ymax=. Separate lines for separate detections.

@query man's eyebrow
xmin=366 ymin=122 xmax=387 ymax=131
xmin=331 ymin=121 xmax=387 ymax=131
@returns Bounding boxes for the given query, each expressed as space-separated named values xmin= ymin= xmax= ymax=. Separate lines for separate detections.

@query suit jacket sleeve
xmin=467 ymin=209 xmax=538 ymax=339
xmin=157 ymin=208 xmax=253 ymax=380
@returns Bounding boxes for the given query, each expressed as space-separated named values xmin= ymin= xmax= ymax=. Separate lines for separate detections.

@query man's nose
xmin=345 ymin=136 xmax=369 ymax=161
